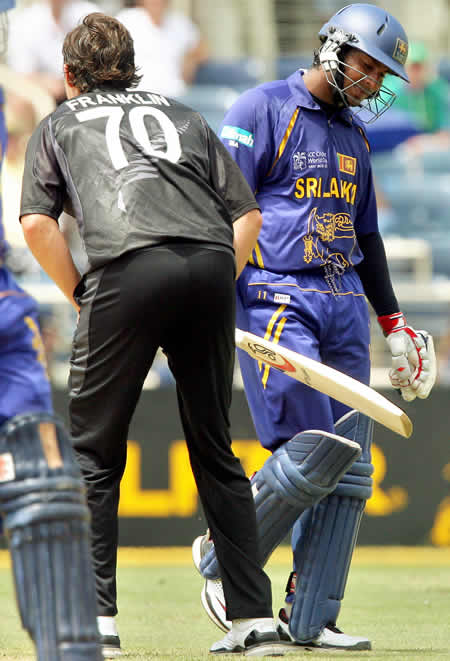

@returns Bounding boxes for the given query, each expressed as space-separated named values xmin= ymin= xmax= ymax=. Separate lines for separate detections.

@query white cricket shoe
xmin=192 ymin=531 xmax=214 ymax=576
xmin=277 ymin=607 xmax=371 ymax=651
xmin=193 ymin=532 xmax=232 ymax=632
xmin=210 ymin=618 xmax=286 ymax=656
xmin=201 ymin=577 xmax=232 ymax=633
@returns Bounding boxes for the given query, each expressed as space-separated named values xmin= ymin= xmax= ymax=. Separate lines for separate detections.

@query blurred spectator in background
xmin=2 ymin=91 xmax=36 ymax=250
xmin=0 ymin=83 xmax=73 ymax=382
xmin=388 ymin=41 xmax=450 ymax=154
xmin=116 ymin=0 xmax=208 ymax=97
xmin=0 ymin=66 xmax=54 ymax=267
xmin=1 ymin=86 xmax=53 ymax=244
xmin=313 ymin=0 xmax=348 ymax=22
xmin=7 ymin=0 xmax=97 ymax=105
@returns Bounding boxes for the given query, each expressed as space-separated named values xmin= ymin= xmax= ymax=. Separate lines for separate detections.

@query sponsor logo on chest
xmin=221 ymin=125 xmax=254 ymax=148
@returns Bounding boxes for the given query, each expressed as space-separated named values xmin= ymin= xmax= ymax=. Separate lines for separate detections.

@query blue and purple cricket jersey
xmin=220 ymin=71 xmax=376 ymax=451
xmin=0 ymin=86 xmax=53 ymax=430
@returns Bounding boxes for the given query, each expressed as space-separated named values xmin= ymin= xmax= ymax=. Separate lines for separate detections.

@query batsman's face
xmin=341 ymin=50 xmax=389 ymax=106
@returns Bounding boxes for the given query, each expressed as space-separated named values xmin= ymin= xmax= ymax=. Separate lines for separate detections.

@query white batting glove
xmin=378 ymin=312 xmax=437 ymax=402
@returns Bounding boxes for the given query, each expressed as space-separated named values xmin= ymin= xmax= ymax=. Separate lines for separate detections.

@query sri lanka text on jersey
xmin=295 ymin=177 xmax=357 ymax=205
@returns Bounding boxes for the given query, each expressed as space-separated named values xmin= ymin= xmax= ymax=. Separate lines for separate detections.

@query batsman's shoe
xmin=277 ymin=608 xmax=371 ymax=651
xmin=210 ymin=618 xmax=286 ymax=656
xmin=193 ymin=531 xmax=232 ymax=632
xmin=201 ymin=578 xmax=232 ymax=632
xmin=101 ymin=634 xmax=123 ymax=658
xmin=192 ymin=531 xmax=214 ymax=576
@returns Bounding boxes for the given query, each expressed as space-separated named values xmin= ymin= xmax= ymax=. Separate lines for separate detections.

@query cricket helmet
xmin=317 ymin=3 xmax=409 ymax=122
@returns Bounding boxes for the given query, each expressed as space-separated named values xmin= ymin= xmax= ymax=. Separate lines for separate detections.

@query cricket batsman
xmin=193 ymin=2 xmax=436 ymax=651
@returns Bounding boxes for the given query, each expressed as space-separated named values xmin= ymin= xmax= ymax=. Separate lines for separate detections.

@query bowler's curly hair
xmin=62 ymin=13 xmax=142 ymax=93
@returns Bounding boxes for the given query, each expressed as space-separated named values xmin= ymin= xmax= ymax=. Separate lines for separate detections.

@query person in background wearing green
xmin=388 ymin=41 xmax=450 ymax=154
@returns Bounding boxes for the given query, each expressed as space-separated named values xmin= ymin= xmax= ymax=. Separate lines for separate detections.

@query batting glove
xmin=378 ymin=312 xmax=437 ymax=402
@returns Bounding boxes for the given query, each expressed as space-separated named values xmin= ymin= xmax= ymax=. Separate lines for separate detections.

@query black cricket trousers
xmin=69 ymin=243 xmax=273 ymax=621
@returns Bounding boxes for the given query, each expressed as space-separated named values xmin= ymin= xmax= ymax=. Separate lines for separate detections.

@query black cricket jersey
xmin=20 ymin=88 xmax=259 ymax=273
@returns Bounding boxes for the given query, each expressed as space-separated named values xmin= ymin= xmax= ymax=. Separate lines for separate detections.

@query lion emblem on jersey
xmin=302 ymin=207 xmax=356 ymax=265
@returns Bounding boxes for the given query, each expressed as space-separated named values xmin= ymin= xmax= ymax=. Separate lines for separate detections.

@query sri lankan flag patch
xmin=337 ymin=153 xmax=357 ymax=176
xmin=393 ymin=38 xmax=408 ymax=65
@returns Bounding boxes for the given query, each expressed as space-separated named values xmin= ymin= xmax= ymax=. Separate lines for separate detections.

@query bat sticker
xmin=246 ymin=342 xmax=296 ymax=373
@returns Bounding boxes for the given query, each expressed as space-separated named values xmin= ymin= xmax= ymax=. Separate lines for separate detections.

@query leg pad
xmin=289 ymin=410 xmax=373 ymax=642
xmin=200 ymin=428 xmax=361 ymax=580
xmin=0 ymin=412 xmax=102 ymax=661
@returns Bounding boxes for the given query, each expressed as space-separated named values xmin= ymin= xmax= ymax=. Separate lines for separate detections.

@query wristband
xmin=377 ymin=312 xmax=406 ymax=336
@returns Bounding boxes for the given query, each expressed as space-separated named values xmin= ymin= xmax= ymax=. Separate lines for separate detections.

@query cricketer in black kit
xmin=19 ymin=12 xmax=286 ymax=658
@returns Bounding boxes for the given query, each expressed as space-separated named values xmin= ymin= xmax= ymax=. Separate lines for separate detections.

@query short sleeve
xmin=20 ymin=117 xmax=66 ymax=221
xmin=355 ymin=162 xmax=379 ymax=237
xmin=205 ymin=119 xmax=259 ymax=222
xmin=218 ymin=87 xmax=275 ymax=193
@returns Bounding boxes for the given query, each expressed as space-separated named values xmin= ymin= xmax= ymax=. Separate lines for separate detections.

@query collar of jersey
xmin=286 ymin=69 xmax=354 ymax=126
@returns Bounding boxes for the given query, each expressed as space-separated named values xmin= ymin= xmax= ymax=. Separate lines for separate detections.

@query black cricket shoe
xmin=100 ymin=634 xmax=123 ymax=658
xmin=210 ymin=618 xmax=286 ymax=656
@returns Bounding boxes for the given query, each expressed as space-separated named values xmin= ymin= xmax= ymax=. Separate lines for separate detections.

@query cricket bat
xmin=235 ymin=328 xmax=413 ymax=438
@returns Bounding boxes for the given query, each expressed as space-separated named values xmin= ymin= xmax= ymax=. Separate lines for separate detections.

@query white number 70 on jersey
xmin=75 ymin=106 xmax=181 ymax=169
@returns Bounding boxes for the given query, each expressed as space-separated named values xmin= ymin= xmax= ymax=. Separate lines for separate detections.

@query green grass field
xmin=0 ymin=547 xmax=449 ymax=660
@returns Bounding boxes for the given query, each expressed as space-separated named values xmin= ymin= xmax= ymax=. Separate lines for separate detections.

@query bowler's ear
xmin=63 ymin=64 xmax=76 ymax=87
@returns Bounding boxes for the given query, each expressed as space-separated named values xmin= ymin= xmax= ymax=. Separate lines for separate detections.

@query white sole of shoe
xmin=276 ymin=637 xmax=371 ymax=652
xmin=201 ymin=583 xmax=230 ymax=633
xmin=192 ymin=535 xmax=204 ymax=576
xmin=304 ymin=640 xmax=372 ymax=651
xmin=244 ymin=641 xmax=288 ymax=657
xmin=102 ymin=647 xmax=124 ymax=658
xmin=210 ymin=642 xmax=287 ymax=656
